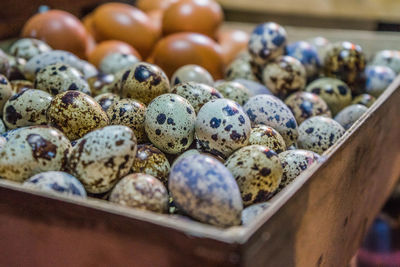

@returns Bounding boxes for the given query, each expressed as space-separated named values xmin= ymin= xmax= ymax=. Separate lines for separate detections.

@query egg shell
xmin=99 ymin=52 xmax=139 ymax=74
xmin=68 ymin=125 xmax=137 ymax=193
xmin=131 ymin=144 xmax=171 ymax=186
xmin=298 ymin=116 xmax=345 ymax=154
xmin=242 ymin=202 xmax=271 ymax=225
xmin=171 ymin=81 xmax=222 ymax=113
xmin=249 ymin=124 xmax=286 ymax=153
xmin=0 ymin=50 xmax=11 ymax=78
xmin=225 ymin=145 xmax=283 ymax=206
xmin=370 ymin=50 xmax=400 ymax=74
xmin=94 ymin=93 xmax=120 ymax=112
xmin=10 ymin=79 xmax=34 ymax=93
xmin=262 ymin=55 xmax=306 ymax=98
xmin=234 ymin=78 xmax=273 ymax=96
xmin=145 ymin=93 xmax=196 ymax=154
xmin=305 ymin=77 xmax=352 ymax=116
xmin=3 ymin=89 xmax=52 ymax=129
xmin=284 ymin=91 xmax=332 ymax=124
xmin=0 ymin=126 xmax=71 ymax=182
xmin=171 ymin=64 xmax=214 ymax=86
xmin=47 ymin=91 xmax=109 ymax=140
xmin=7 ymin=55 xmax=27 ymax=80
xmin=0 ymin=74 xmax=13 ymax=116
xmin=364 ymin=65 xmax=396 ymax=97
xmin=218 ymin=29 xmax=249 ymax=65
xmin=88 ymin=40 xmax=142 ymax=67
xmin=286 ymin=41 xmax=320 ymax=80
xmin=248 ymin=22 xmax=287 ymax=66
xmin=351 ymin=94 xmax=376 ymax=108
xmin=0 ymin=135 xmax=6 ymax=149
xmin=334 ymin=104 xmax=368 ymax=130
xmin=307 ymin=36 xmax=330 ymax=65
xmin=23 ymin=171 xmax=86 ymax=197
xmin=195 ymin=98 xmax=251 ymax=158
xmin=107 ymin=98 xmax=147 ymax=143
xmin=215 ymin=81 xmax=250 ymax=105
xmin=0 ymin=118 xmax=6 ymax=134
xmin=119 ymin=62 xmax=170 ymax=105
xmin=110 ymin=173 xmax=168 ymax=213
xmin=169 ymin=154 xmax=243 ymax=227
xmin=9 ymin=38 xmax=52 ymax=61
xmin=225 ymin=56 xmax=258 ymax=82
xmin=277 ymin=149 xmax=320 ymax=193
xmin=244 ymin=94 xmax=298 ymax=146
xmin=87 ymin=73 xmax=115 ymax=96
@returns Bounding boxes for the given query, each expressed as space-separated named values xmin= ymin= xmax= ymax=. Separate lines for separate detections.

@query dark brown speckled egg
xmin=249 ymin=124 xmax=286 ymax=153
xmin=0 ymin=74 xmax=13 ymax=116
xmin=94 ymin=93 xmax=120 ymax=112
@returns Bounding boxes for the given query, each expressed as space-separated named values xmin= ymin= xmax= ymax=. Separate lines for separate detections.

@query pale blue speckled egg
xmin=365 ymin=65 xmax=396 ymax=97
xmin=286 ymin=41 xmax=321 ymax=80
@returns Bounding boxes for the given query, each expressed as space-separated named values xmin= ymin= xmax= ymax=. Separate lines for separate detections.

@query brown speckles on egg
xmin=225 ymin=145 xmax=283 ymax=206
xmin=10 ymin=80 xmax=34 ymax=93
xmin=94 ymin=93 xmax=120 ymax=112
xmin=249 ymin=124 xmax=286 ymax=153
xmin=87 ymin=73 xmax=115 ymax=97
xmin=215 ymin=81 xmax=250 ymax=105
xmin=171 ymin=65 xmax=214 ymax=86
xmin=9 ymin=38 xmax=51 ymax=61
xmin=0 ymin=74 xmax=13 ymax=116
xmin=224 ymin=56 xmax=258 ymax=82
xmin=47 ymin=91 xmax=109 ymax=140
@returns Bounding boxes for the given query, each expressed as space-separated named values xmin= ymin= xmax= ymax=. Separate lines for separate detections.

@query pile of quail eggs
xmin=0 ymin=21 xmax=398 ymax=228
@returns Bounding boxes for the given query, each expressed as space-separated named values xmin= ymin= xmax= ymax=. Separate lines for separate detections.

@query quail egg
xmin=365 ymin=65 xmax=396 ymax=97
xmin=99 ymin=52 xmax=139 ymax=74
xmin=249 ymin=124 xmax=286 ymax=153
xmin=351 ymin=94 xmax=376 ymax=108
xmin=215 ymin=81 xmax=250 ymax=105
xmin=0 ymin=74 xmax=13 ymax=116
xmin=225 ymin=145 xmax=283 ymax=206
xmin=242 ymin=202 xmax=271 ymax=225
xmin=94 ymin=93 xmax=120 ymax=112
xmin=370 ymin=50 xmax=400 ymax=74
xmin=262 ymin=55 xmax=306 ymax=98
xmin=7 ymin=55 xmax=26 ymax=80
xmin=0 ymin=50 xmax=10 ymax=78
xmin=286 ymin=41 xmax=320 ymax=80
xmin=196 ymin=98 xmax=251 ymax=158
xmin=234 ymin=78 xmax=273 ymax=96
xmin=34 ymin=63 xmax=91 ymax=96
xmin=47 ymin=91 xmax=109 ymax=140
xmin=87 ymin=73 xmax=115 ymax=96
xmin=248 ymin=22 xmax=287 ymax=65
xmin=0 ymin=135 xmax=6 ymax=149
xmin=171 ymin=81 xmax=223 ymax=113
xmin=0 ymin=119 xmax=5 ymax=134
xmin=3 ymin=89 xmax=52 ymax=129
xmin=305 ymin=77 xmax=352 ymax=116
xmin=131 ymin=144 xmax=171 ymax=185
xmin=169 ymin=154 xmax=243 ymax=227
xmin=119 ymin=62 xmax=170 ymax=105
xmin=68 ymin=125 xmax=137 ymax=194
xmin=145 ymin=93 xmax=196 ymax=154
xmin=334 ymin=104 xmax=368 ymax=130
xmin=284 ymin=91 xmax=331 ymax=124
xmin=0 ymin=125 xmax=71 ymax=182
xmin=298 ymin=116 xmax=345 ymax=154
xmin=10 ymin=79 xmax=34 ymax=93
xmin=23 ymin=171 xmax=86 ymax=197
xmin=224 ymin=56 xmax=258 ymax=82
xmin=171 ymin=64 xmax=214 ymax=86
xmin=307 ymin=36 xmax=330 ymax=64
xmin=244 ymin=94 xmax=298 ymax=146
xmin=110 ymin=173 xmax=169 ymax=213
xmin=107 ymin=98 xmax=147 ymax=143
xmin=9 ymin=38 xmax=52 ymax=61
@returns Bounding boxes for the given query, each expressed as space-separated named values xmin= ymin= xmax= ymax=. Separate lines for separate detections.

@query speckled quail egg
xmin=234 ymin=78 xmax=273 ymax=96
xmin=131 ymin=144 xmax=170 ymax=186
xmin=215 ymin=81 xmax=250 ymax=105
xmin=242 ymin=202 xmax=271 ymax=225
xmin=249 ymin=124 xmax=286 ymax=153
xmin=171 ymin=149 xmax=201 ymax=168
xmin=0 ymin=125 xmax=71 ymax=182
xmin=107 ymin=98 xmax=147 ymax=143
xmin=171 ymin=64 xmax=214 ymax=86
xmin=364 ymin=65 xmax=396 ymax=97
xmin=225 ymin=145 xmax=282 ymax=206
xmin=23 ymin=171 xmax=86 ymax=197
xmin=68 ymin=125 xmax=137 ymax=194
xmin=334 ymin=104 xmax=368 ymax=130
xmin=370 ymin=50 xmax=400 ymax=74
xmin=195 ymin=98 xmax=251 ymax=158
xmin=3 ymin=89 xmax=52 ymax=129
xmin=284 ymin=91 xmax=332 ymax=124
xmin=305 ymin=77 xmax=352 ymax=116
xmin=145 ymin=93 xmax=196 ymax=154
xmin=171 ymin=82 xmax=223 ymax=113
xmin=307 ymin=36 xmax=330 ymax=65
xmin=352 ymin=94 xmax=376 ymax=108
xmin=286 ymin=41 xmax=320 ymax=80
xmin=298 ymin=116 xmax=345 ymax=154
xmin=10 ymin=79 xmax=34 ymax=93
xmin=323 ymin=41 xmax=366 ymax=92
xmin=0 ymin=74 xmax=13 ymax=116
xmin=119 ymin=62 xmax=170 ymax=105
xmin=34 ymin=63 xmax=91 ymax=96
xmin=262 ymin=55 xmax=306 ymax=98
xmin=248 ymin=22 xmax=287 ymax=66
xmin=110 ymin=173 xmax=168 ymax=213
xmin=224 ymin=56 xmax=258 ymax=82
xmin=7 ymin=55 xmax=26 ymax=80
xmin=244 ymin=94 xmax=298 ymax=146
xmin=47 ymin=91 xmax=109 ymax=140
xmin=0 ymin=135 xmax=6 ymax=149
xmin=277 ymin=149 xmax=320 ymax=192
xmin=169 ymin=154 xmax=243 ymax=227
xmin=9 ymin=38 xmax=52 ymax=61
xmin=99 ymin=52 xmax=139 ymax=74
xmin=1 ymin=127 xmax=24 ymax=141
xmin=94 ymin=93 xmax=120 ymax=112
xmin=0 ymin=50 xmax=10 ymax=78
xmin=87 ymin=73 xmax=115 ymax=96
xmin=0 ymin=118 xmax=6 ymax=134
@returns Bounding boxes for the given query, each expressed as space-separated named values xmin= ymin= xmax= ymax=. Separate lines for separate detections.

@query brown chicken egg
xmin=92 ymin=3 xmax=160 ymax=58
xmin=151 ymin=32 xmax=224 ymax=79
xmin=22 ymin=10 xmax=89 ymax=59
xmin=136 ymin=0 xmax=178 ymax=12
xmin=217 ymin=29 xmax=249 ymax=65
